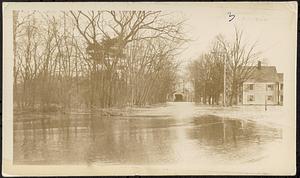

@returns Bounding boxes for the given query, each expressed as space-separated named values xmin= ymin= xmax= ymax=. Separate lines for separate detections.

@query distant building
xmin=167 ymin=79 xmax=194 ymax=102
xmin=240 ymin=61 xmax=283 ymax=105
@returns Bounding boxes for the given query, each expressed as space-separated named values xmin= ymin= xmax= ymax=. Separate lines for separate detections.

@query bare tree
xmin=13 ymin=10 xmax=186 ymax=112
xmin=188 ymin=52 xmax=223 ymax=105
xmin=70 ymin=10 xmax=186 ymax=108
xmin=217 ymin=28 xmax=259 ymax=105
xmin=189 ymin=29 xmax=259 ymax=105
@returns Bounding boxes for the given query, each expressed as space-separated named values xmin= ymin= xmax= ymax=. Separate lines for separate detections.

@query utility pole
xmin=182 ymin=79 xmax=185 ymax=93
xmin=223 ymin=54 xmax=227 ymax=107
xmin=193 ymin=79 xmax=196 ymax=102
xmin=211 ymin=51 xmax=227 ymax=106
xmin=265 ymin=86 xmax=268 ymax=111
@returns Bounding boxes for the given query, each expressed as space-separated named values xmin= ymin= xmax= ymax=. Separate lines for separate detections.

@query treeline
xmin=13 ymin=11 xmax=185 ymax=111
xmin=188 ymin=29 xmax=260 ymax=106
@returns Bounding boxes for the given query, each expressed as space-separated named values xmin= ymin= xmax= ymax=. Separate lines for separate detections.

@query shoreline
xmin=13 ymin=102 xmax=286 ymax=127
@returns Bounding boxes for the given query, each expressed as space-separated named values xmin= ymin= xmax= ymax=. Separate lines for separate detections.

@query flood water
xmin=13 ymin=106 xmax=283 ymax=166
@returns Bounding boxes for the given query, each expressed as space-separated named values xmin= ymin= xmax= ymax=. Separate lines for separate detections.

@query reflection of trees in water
xmin=14 ymin=128 xmax=54 ymax=164
xmin=14 ymin=113 xmax=178 ymax=165
xmin=13 ymin=113 xmax=282 ymax=165
xmin=14 ymin=113 xmax=93 ymax=164
xmin=186 ymin=115 xmax=282 ymax=160
xmin=86 ymin=117 xmax=177 ymax=165
xmin=17 ymin=130 xmax=36 ymax=163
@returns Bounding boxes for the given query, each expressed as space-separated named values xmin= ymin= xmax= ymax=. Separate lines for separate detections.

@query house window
xmin=267 ymin=95 xmax=273 ymax=101
xmin=280 ymin=84 xmax=283 ymax=90
xmin=247 ymin=95 xmax=255 ymax=102
xmin=249 ymin=84 xmax=254 ymax=90
xmin=266 ymin=84 xmax=274 ymax=91
xmin=245 ymin=84 xmax=254 ymax=91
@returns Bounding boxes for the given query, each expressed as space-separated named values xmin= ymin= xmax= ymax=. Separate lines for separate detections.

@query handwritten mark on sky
xmin=228 ymin=12 xmax=235 ymax=22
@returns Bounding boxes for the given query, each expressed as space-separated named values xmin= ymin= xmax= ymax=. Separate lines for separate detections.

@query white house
xmin=241 ymin=61 xmax=283 ymax=105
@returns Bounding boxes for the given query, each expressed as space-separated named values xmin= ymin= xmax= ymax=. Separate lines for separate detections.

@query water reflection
xmin=185 ymin=115 xmax=282 ymax=163
xmin=13 ymin=113 xmax=282 ymax=165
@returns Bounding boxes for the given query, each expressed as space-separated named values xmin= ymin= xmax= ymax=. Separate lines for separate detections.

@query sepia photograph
xmin=2 ymin=2 xmax=297 ymax=176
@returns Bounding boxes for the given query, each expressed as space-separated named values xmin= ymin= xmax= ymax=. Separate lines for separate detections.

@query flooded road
xmin=13 ymin=102 xmax=282 ymax=165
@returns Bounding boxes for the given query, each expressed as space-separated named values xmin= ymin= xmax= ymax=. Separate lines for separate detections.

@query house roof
xmin=277 ymin=73 xmax=283 ymax=82
xmin=246 ymin=66 xmax=281 ymax=83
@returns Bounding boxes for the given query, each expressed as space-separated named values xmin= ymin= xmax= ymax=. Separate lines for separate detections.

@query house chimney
xmin=258 ymin=61 xmax=261 ymax=70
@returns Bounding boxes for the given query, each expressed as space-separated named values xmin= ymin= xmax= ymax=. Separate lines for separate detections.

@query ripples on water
xmin=13 ymin=113 xmax=282 ymax=165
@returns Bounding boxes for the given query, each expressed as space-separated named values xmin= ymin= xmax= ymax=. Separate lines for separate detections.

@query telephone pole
xmin=211 ymin=51 xmax=227 ymax=107
xmin=223 ymin=55 xmax=226 ymax=107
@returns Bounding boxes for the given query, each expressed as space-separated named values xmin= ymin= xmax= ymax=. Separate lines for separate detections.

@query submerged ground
xmin=13 ymin=102 xmax=285 ymax=167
